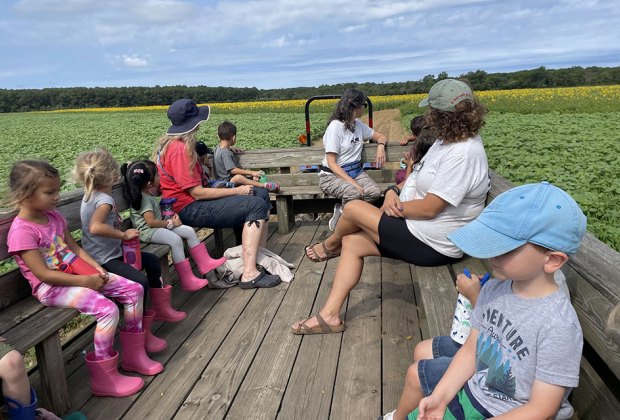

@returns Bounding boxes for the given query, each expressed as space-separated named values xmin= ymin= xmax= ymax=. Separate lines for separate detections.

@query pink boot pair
xmin=85 ymin=328 xmax=163 ymax=398
xmin=173 ymin=244 xmax=226 ymax=292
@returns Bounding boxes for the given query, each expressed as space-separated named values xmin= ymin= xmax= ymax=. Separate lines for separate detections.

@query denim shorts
xmin=178 ymin=187 xmax=271 ymax=229
xmin=417 ymin=336 xmax=462 ymax=396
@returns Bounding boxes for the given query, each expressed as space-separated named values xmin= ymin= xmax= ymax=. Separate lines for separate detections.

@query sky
xmin=0 ymin=0 xmax=619 ymax=90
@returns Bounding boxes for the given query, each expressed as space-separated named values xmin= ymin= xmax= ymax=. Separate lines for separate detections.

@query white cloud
xmin=122 ymin=55 xmax=149 ymax=68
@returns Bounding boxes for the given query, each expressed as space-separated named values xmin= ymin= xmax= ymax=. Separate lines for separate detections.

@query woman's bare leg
xmin=259 ymin=214 xmax=270 ymax=248
xmin=307 ymin=200 xmax=383 ymax=260
xmin=293 ymin=230 xmax=380 ymax=330
xmin=240 ymin=221 xmax=264 ymax=281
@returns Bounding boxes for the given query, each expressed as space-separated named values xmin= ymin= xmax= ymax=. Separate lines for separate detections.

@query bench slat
xmin=415 ymin=265 xmax=458 ymax=338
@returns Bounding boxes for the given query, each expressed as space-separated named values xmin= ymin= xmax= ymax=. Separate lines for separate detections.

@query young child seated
xmin=212 ymin=121 xmax=280 ymax=192
xmin=382 ymin=182 xmax=586 ymax=420
xmin=399 ymin=115 xmax=427 ymax=146
xmin=395 ymin=126 xmax=435 ymax=185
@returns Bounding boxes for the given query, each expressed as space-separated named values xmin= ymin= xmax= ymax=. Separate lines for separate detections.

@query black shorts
xmin=376 ymin=214 xmax=461 ymax=267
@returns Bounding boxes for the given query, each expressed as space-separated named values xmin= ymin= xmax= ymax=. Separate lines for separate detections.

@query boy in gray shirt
xmin=382 ymin=182 xmax=586 ymax=420
xmin=213 ymin=121 xmax=280 ymax=192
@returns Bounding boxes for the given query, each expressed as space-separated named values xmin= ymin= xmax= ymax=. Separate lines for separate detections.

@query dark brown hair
xmin=425 ymin=99 xmax=487 ymax=143
xmin=218 ymin=120 xmax=237 ymax=141
xmin=328 ymin=88 xmax=367 ymax=132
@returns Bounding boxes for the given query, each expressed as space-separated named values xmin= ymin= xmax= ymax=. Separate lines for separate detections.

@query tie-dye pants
xmin=36 ymin=273 xmax=143 ymax=360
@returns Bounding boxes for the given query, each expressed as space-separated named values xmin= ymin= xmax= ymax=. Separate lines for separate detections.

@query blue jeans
xmin=417 ymin=336 xmax=462 ymax=396
xmin=178 ymin=187 xmax=271 ymax=229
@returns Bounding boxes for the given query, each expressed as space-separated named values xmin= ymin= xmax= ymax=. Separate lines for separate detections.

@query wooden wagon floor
xmin=64 ymin=221 xmax=430 ymax=419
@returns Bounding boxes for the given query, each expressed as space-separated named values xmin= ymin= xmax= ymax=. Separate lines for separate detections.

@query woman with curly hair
xmin=297 ymin=79 xmax=489 ymax=334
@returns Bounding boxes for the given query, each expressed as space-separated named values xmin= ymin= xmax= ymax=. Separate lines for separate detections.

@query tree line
xmin=1 ymin=65 xmax=619 ymax=113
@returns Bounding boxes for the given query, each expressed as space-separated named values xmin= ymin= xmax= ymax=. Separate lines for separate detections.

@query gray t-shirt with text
xmin=469 ymin=279 xmax=582 ymax=419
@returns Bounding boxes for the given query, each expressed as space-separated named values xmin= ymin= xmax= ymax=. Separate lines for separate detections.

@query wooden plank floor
xmin=63 ymin=221 xmax=430 ymax=419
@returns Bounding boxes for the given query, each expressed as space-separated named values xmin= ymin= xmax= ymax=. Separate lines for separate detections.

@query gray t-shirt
xmin=320 ymin=119 xmax=374 ymax=173
xmin=402 ymin=135 xmax=489 ymax=258
xmin=469 ymin=279 xmax=582 ymax=419
xmin=213 ymin=146 xmax=238 ymax=181
xmin=80 ymin=191 xmax=122 ymax=264
xmin=130 ymin=193 xmax=160 ymax=242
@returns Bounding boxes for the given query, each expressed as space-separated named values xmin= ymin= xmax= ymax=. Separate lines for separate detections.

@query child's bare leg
xmin=413 ymin=338 xmax=434 ymax=361
xmin=393 ymin=362 xmax=425 ymax=420
xmin=0 ymin=350 xmax=31 ymax=406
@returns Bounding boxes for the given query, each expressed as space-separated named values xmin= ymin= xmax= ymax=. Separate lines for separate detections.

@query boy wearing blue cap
xmin=382 ymin=182 xmax=586 ymax=420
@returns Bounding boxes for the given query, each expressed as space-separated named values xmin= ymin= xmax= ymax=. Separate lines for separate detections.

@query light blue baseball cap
xmin=447 ymin=182 xmax=587 ymax=258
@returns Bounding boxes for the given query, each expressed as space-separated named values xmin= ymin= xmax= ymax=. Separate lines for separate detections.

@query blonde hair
xmin=8 ymin=160 xmax=60 ymax=209
xmin=73 ymin=148 xmax=120 ymax=202
xmin=154 ymin=129 xmax=199 ymax=173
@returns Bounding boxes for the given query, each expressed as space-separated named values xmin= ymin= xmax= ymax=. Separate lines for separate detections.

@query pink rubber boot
xmin=119 ymin=329 xmax=164 ymax=376
xmin=150 ymin=285 xmax=186 ymax=322
xmin=188 ymin=243 xmax=227 ymax=275
xmin=143 ymin=309 xmax=167 ymax=353
xmin=85 ymin=351 xmax=144 ymax=397
xmin=174 ymin=259 xmax=208 ymax=292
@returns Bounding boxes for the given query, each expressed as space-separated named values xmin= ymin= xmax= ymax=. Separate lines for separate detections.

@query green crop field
xmin=1 ymin=87 xmax=619 ymax=251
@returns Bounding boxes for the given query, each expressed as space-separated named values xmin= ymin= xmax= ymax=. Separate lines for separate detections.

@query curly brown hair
xmin=425 ymin=99 xmax=487 ymax=143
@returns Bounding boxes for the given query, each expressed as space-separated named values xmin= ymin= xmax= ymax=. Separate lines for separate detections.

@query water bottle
xmin=258 ymin=171 xmax=268 ymax=183
xmin=160 ymin=197 xmax=177 ymax=220
xmin=57 ymin=249 xmax=99 ymax=275
xmin=450 ymin=268 xmax=490 ymax=344
xmin=122 ymin=237 xmax=142 ymax=271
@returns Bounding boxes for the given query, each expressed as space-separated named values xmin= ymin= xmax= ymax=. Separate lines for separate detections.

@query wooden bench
xmin=0 ymin=183 xmax=218 ymax=414
xmin=230 ymin=143 xmax=411 ymax=234
xmin=226 ymin=144 xmax=620 ymax=415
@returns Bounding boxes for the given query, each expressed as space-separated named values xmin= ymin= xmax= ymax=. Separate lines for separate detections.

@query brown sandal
xmin=305 ymin=240 xmax=340 ymax=262
xmin=290 ymin=314 xmax=346 ymax=335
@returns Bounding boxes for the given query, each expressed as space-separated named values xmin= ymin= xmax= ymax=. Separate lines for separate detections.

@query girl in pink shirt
xmin=7 ymin=160 xmax=162 ymax=398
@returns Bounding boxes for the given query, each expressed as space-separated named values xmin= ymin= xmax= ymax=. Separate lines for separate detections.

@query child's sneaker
xmin=264 ymin=182 xmax=280 ymax=192
xmin=328 ymin=202 xmax=343 ymax=231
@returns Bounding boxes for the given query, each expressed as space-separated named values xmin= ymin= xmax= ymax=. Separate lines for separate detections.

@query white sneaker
xmin=328 ymin=202 xmax=343 ymax=231
xmin=379 ymin=410 xmax=396 ymax=420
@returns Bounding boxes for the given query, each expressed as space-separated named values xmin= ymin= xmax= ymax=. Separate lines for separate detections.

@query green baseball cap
xmin=418 ymin=79 xmax=473 ymax=112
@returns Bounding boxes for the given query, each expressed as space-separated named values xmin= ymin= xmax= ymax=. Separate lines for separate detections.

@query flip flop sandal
xmin=290 ymin=313 xmax=346 ymax=335
xmin=304 ymin=240 xmax=341 ymax=262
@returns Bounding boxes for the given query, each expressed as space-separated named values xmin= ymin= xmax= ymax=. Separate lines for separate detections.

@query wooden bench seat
xmin=230 ymin=143 xmax=409 ymax=233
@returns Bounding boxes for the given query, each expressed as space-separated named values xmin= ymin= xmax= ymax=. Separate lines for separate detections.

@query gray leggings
xmin=150 ymin=225 xmax=200 ymax=263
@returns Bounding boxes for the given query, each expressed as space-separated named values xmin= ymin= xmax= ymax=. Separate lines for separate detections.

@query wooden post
xmin=35 ymin=334 xmax=71 ymax=415
xmin=275 ymin=195 xmax=294 ymax=234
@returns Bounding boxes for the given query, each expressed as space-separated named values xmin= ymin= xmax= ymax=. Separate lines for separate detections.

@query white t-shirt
xmin=400 ymin=135 xmax=489 ymax=258
xmin=320 ymin=119 xmax=374 ymax=174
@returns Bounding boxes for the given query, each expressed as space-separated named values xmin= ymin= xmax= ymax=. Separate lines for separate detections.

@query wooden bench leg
xmin=276 ymin=195 xmax=294 ymax=234
xmin=214 ymin=228 xmax=225 ymax=257
xmin=35 ymin=334 xmax=71 ymax=415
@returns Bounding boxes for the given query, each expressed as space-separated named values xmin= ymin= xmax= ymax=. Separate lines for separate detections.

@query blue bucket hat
xmin=166 ymin=99 xmax=210 ymax=135
xmin=448 ymin=182 xmax=587 ymax=258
